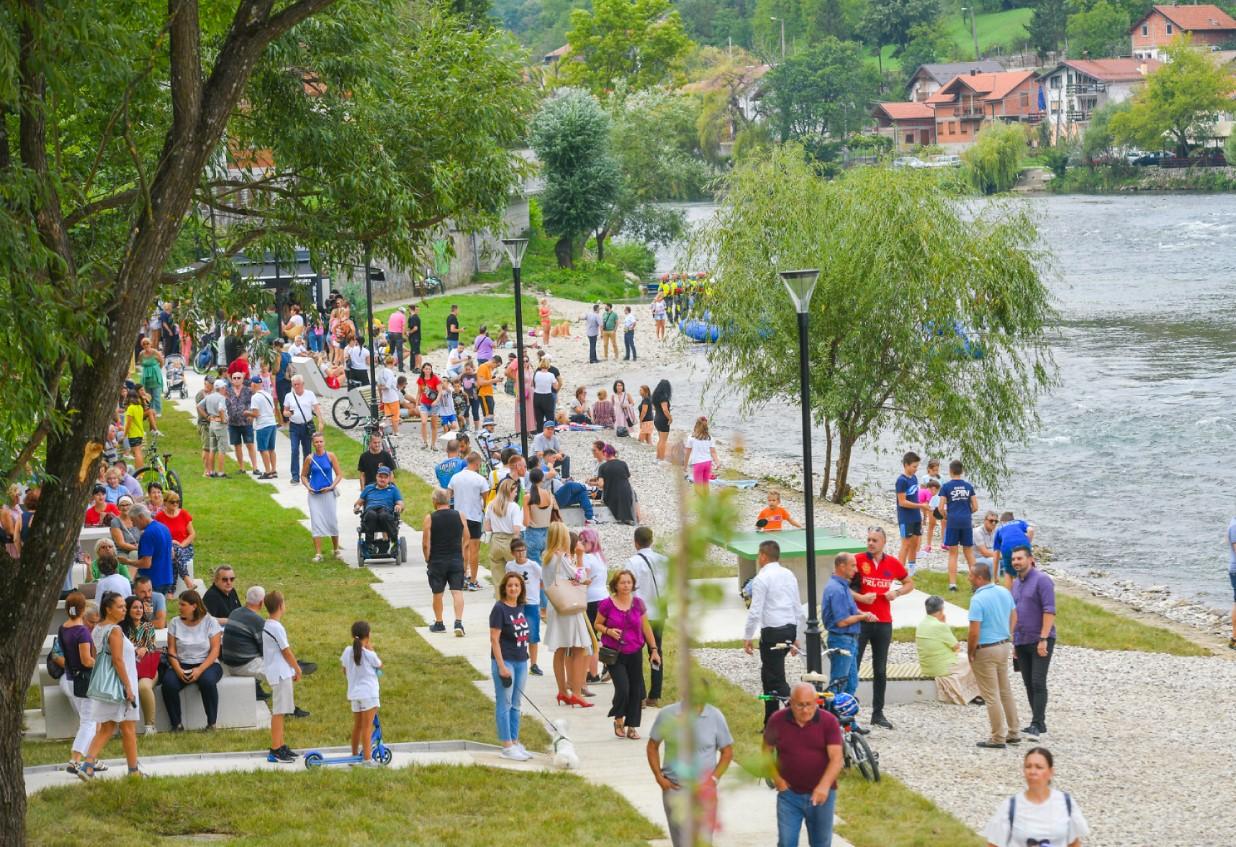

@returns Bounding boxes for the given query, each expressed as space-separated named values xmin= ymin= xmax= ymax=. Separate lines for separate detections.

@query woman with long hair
xmin=612 ymin=380 xmax=637 ymax=430
xmin=121 ymin=595 xmax=159 ymax=734
xmin=652 ymin=379 xmax=673 ymax=463
xmin=58 ymin=592 xmax=97 ymax=775
xmin=637 ymin=385 xmax=654 ymax=446
xmin=484 ymin=478 xmax=524 ymax=587
xmin=541 ymin=523 xmax=594 ymax=708
xmin=522 ymin=468 xmax=553 ymax=567
xmin=489 ymin=572 xmax=533 ymax=760
xmin=161 ymin=589 xmax=223 ymax=732
xmin=77 ymin=591 xmax=140 ymax=779
xmin=579 ymin=527 xmax=609 ymax=687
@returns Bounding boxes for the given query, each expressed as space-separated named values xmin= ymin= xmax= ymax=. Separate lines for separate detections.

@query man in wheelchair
xmin=353 ymin=465 xmax=404 ymax=551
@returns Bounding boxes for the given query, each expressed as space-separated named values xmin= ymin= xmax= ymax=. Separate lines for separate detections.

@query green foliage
xmin=1041 ymin=144 xmax=1072 ymax=179
xmin=962 ymin=122 xmax=1027 ymax=194
xmin=475 ymin=218 xmax=642 ymax=301
xmin=732 ymin=122 xmax=775 ymax=163
xmin=690 ymin=146 xmax=1056 ymax=501
xmin=861 ymin=0 xmax=943 ymax=49
xmin=561 ymin=0 xmax=694 ymax=94
xmin=1066 ymin=0 xmax=1129 ymax=58
xmin=608 ymin=88 xmax=715 ymax=202
xmin=1025 ymin=0 xmax=1068 ymax=56
xmin=761 ymin=37 xmax=881 ymax=141
xmin=679 ymin=0 xmax=756 ymax=47
xmin=1081 ymin=100 xmax=1129 ymax=163
xmin=1225 ymin=127 xmax=1236 ymax=167
xmin=1110 ymin=38 xmax=1236 ymax=156
xmin=530 ymin=89 xmax=622 ymax=267
xmin=898 ymin=21 xmax=959 ymax=74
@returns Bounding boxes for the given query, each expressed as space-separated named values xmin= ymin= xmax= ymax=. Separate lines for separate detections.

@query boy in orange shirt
xmin=756 ymin=490 xmax=803 ymax=532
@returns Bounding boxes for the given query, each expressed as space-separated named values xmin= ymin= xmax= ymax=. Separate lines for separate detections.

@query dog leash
xmin=519 ymin=689 xmax=570 ymax=748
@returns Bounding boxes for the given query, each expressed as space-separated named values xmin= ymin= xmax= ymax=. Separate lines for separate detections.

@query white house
xmin=1038 ymin=58 xmax=1161 ymax=141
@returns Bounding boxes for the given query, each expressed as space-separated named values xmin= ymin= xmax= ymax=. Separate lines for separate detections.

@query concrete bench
xmin=557 ymin=504 xmax=614 ymax=528
xmin=48 ymin=575 xmax=202 ymax=636
xmin=857 ymin=660 xmax=935 ymax=706
xmin=721 ymin=530 xmax=866 ymax=604
xmin=40 ymin=674 xmax=263 ymax=739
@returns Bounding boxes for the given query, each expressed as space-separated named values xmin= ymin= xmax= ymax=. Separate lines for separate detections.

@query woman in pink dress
xmin=513 ymin=356 xmax=537 ymax=436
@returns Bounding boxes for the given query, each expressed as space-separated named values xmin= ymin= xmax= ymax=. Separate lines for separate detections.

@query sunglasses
xmin=220 ymin=577 xmax=235 ymax=583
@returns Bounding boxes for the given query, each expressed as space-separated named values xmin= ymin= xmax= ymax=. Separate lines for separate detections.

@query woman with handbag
xmin=594 ymin=569 xmax=659 ymax=739
xmin=122 ymin=595 xmax=160 ymax=734
xmin=484 ymin=479 xmax=524 ymax=590
xmin=612 ymin=380 xmax=637 ymax=432
xmin=77 ymin=591 xmax=140 ymax=780
xmin=58 ymin=591 xmax=98 ymax=775
xmin=161 ymin=589 xmax=224 ymax=732
xmin=541 ymin=523 xmax=594 ymax=708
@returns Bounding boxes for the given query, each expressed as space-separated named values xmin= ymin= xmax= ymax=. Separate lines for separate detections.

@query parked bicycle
xmin=133 ymin=433 xmax=184 ymax=504
xmin=757 ymin=647 xmax=880 ymax=783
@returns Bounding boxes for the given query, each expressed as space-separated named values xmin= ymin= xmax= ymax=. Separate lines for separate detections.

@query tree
xmin=1067 ymin=0 xmax=1129 ymax=58
xmin=760 ymin=37 xmax=881 ymax=141
xmin=1026 ymin=0 xmax=1069 ymax=57
xmin=561 ymin=0 xmax=694 ymax=95
xmin=531 ymin=89 xmax=622 ymax=267
xmin=690 ymin=146 xmax=1056 ymax=502
xmin=898 ymin=21 xmax=958 ymax=78
xmin=861 ymin=0 xmax=943 ymax=52
xmin=963 ymin=122 xmax=1028 ymax=193
xmin=1110 ymin=37 xmax=1235 ymax=156
xmin=0 ymin=1 xmax=529 ymax=836
xmin=1081 ymin=100 xmax=1129 ymax=162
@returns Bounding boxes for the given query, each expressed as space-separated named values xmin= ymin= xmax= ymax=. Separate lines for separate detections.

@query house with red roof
xmin=1038 ymin=58 xmax=1161 ymax=140
xmin=871 ymin=101 xmax=937 ymax=150
xmin=1130 ymin=5 xmax=1236 ymax=59
xmin=927 ymin=70 xmax=1042 ymax=150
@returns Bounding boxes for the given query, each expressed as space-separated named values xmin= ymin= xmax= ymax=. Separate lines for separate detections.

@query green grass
xmin=873 ymin=8 xmax=1033 ymax=72
xmin=21 ymin=406 xmax=548 ymax=767
xmin=26 ymin=764 xmax=662 ymax=846
xmin=323 ymin=422 xmax=435 ymax=520
xmin=907 ymin=570 xmax=1210 ymax=656
xmin=373 ymin=293 xmax=538 ymax=355
xmin=476 ymin=228 xmax=644 ymax=303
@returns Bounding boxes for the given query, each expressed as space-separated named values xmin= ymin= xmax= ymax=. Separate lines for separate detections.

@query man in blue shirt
xmin=894 ymin=451 xmax=924 ymax=575
xmin=993 ymin=511 xmax=1034 ymax=588
xmin=434 ymin=439 xmax=467 ymax=490
xmin=133 ymin=504 xmax=175 ymax=597
xmin=939 ymin=459 xmax=978 ymax=593
xmin=354 ymin=466 xmax=404 ymax=548
xmin=966 ymin=561 xmax=1021 ymax=749
xmin=821 ymin=552 xmax=877 ymax=700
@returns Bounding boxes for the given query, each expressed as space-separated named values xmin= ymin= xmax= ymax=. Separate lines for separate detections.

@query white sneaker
xmin=361 ymin=758 xmax=383 ymax=768
xmin=144 ymin=725 xmax=157 ymax=735
xmin=513 ymin=742 xmax=531 ymax=756
xmin=500 ymin=746 xmax=532 ymax=761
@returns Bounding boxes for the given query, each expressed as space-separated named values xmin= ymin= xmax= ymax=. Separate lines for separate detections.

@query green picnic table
xmin=720 ymin=529 xmax=866 ymax=602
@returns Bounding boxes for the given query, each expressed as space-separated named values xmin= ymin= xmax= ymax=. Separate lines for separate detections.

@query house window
xmin=1050 ymin=76 xmax=1061 ymax=89
xmin=1166 ymin=23 xmax=1173 ymax=34
xmin=1141 ymin=24 xmax=1148 ymax=35
xmin=1020 ymin=91 xmax=1030 ymax=107
xmin=905 ymin=132 xmax=914 ymax=144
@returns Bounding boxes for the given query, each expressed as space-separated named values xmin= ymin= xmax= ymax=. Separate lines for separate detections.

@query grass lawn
xmin=27 ymin=764 xmax=661 ymax=845
xmin=873 ymin=8 xmax=1033 ymax=73
xmin=907 ymin=569 xmax=1209 ymax=656
xmin=21 ymin=406 xmax=547 ymax=767
xmin=475 ymin=228 xmax=644 ymax=303
xmin=373 ymin=293 xmax=538 ymax=356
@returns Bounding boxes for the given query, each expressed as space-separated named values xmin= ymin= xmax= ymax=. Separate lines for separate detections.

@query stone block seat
xmin=557 ymin=504 xmax=615 ymax=528
xmin=856 ymin=660 xmax=935 ymax=706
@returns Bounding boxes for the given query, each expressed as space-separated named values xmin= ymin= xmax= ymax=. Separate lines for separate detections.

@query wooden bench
xmin=857 ymin=660 xmax=935 ymax=706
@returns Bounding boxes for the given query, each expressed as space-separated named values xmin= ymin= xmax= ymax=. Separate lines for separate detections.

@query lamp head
xmin=501 ymin=237 xmax=530 ymax=270
xmin=779 ymin=269 xmax=820 ymax=314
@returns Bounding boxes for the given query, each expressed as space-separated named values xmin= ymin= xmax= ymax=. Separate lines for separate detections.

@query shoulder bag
xmin=46 ymin=635 xmax=65 ymax=682
xmin=86 ymin=627 xmax=127 ymax=704
xmin=545 ymin=561 xmax=587 ymax=616
xmin=291 ymin=392 xmax=315 ymax=437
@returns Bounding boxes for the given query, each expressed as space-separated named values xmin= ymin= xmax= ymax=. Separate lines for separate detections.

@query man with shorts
xmin=940 ymin=459 xmax=978 ymax=592
xmin=406 ymin=304 xmax=422 ymax=372
xmin=448 ymin=451 xmax=490 ymax=591
xmin=993 ymin=511 xmax=1034 ymax=589
xmin=895 ymin=451 xmax=924 ymax=574
xmin=476 ymin=356 xmax=497 ymax=417
xmin=423 ymin=487 xmax=468 ymax=635
xmin=377 ymin=355 xmax=401 ymax=435
xmin=195 ymin=378 xmax=215 ymax=477
xmin=225 ymin=371 xmax=260 ymax=475
xmin=445 ymin=304 xmax=460 ymax=352
xmin=202 ymin=378 xmax=230 ymax=478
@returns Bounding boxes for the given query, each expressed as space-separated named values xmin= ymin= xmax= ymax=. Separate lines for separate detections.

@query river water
xmin=643 ymin=195 xmax=1236 ymax=609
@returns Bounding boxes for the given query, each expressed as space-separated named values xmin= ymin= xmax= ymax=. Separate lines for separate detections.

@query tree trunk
xmin=594 ymin=229 xmax=605 ymax=262
xmin=818 ymin=418 xmax=833 ymax=499
xmin=831 ymin=432 xmax=856 ymax=504
xmin=554 ymin=236 xmax=573 ymax=269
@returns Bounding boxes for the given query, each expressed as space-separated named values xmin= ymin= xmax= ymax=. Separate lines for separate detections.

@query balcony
xmin=956 ymin=107 xmax=986 ymax=121
xmin=1066 ymin=81 xmax=1106 ymax=95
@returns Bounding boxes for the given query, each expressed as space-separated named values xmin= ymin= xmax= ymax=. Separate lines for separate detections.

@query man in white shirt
xmin=742 ymin=539 xmax=806 ymax=726
xmin=626 ymin=526 xmax=669 ymax=706
xmin=281 ymin=375 xmax=321 ymax=484
xmin=377 ymin=356 xmax=401 ymax=435
xmin=448 ymin=451 xmax=490 ymax=590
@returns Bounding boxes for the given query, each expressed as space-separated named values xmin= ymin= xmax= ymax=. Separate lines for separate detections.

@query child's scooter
xmin=303 ymin=713 xmax=393 ymax=768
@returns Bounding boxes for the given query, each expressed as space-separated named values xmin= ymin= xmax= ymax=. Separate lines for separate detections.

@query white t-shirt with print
xmin=262 ymin=619 xmax=296 ymax=683
xmin=982 ymin=790 xmax=1089 ymax=847
xmin=340 ymin=645 xmax=382 ymax=701
xmin=505 ymin=559 xmax=543 ymax=604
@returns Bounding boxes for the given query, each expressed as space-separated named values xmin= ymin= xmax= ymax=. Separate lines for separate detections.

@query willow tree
xmin=0 ymin=1 xmax=529 ymax=836
xmin=693 ymin=147 xmax=1056 ymax=502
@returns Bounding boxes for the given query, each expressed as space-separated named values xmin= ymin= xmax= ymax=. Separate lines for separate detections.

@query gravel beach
xmin=382 ymin=293 xmax=1236 ymax=847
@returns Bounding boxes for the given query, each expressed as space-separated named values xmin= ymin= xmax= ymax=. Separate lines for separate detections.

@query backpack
xmin=1007 ymin=792 xmax=1071 ymax=847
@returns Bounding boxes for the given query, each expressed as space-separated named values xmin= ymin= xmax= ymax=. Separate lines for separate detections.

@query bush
xmin=962 ymin=123 xmax=1027 ymax=194
xmin=598 ymin=240 xmax=656 ymax=276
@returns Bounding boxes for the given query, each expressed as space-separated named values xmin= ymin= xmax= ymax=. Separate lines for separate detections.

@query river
xmin=641 ymin=195 xmax=1236 ymax=610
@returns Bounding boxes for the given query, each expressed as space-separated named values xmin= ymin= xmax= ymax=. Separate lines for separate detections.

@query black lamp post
xmin=501 ymin=237 xmax=530 ymax=457
xmin=363 ymin=244 xmax=378 ymax=420
xmin=780 ymin=268 xmax=822 ymax=675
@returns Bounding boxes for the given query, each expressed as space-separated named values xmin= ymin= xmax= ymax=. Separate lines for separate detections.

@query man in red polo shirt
xmin=763 ymin=683 xmax=844 ymax=847
xmin=852 ymin=526 xmax=913 ymax=730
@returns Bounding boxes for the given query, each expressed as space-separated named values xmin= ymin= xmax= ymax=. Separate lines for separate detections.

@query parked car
xmin=927 ymin=154 xmax=962 ymax=168
xmin=892 ymin=156 xmax=927 ymax=169
xmin=1130 ymin=151 xmax=1169 ymax=166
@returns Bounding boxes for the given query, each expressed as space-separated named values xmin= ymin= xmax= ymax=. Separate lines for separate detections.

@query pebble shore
xmin=382 ymin=293 xmax=1236 ymax=847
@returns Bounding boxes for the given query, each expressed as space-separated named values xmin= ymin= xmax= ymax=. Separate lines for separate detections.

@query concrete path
xmin=142 ymin=371 xmax=854 ymax=847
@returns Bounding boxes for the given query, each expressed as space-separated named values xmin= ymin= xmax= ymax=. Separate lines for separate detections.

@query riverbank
xmin=1048 ymin=163 xmax=1236 ymax=194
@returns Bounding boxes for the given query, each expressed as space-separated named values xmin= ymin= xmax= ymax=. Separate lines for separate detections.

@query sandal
xmin=613 ymin=720 xmax=625 ymax=738
xmin=625 ymin=728 xmax=640 ymax=740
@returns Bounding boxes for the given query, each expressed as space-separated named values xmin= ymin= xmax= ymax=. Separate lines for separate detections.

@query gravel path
xmin=380 ymin=296 xmax=1236 ymax=846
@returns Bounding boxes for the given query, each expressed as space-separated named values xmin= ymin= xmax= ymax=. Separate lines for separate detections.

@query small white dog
xmin=551 ymin=718 xmax=580 ymax=770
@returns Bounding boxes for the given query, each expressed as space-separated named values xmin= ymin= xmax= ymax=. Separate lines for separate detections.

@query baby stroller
xmin=164 ymin=354 xmax=187 ymax=398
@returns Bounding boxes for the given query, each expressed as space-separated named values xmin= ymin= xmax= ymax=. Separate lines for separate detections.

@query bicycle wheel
xmin=849 ymin=732 xmax=880 ymax=782
xmin=133 ymin=465 xmax=166 ymax=491
xmin=332 ymin=396 xmax=362 ymax=430
xmin=165 ymin=469 xmax=184 ymax=504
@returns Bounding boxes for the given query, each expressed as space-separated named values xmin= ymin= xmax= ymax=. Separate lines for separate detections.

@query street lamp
xmin=770 ymin=16 xmax=785 ymax=60
xmin=501 ymin=237 xmax=531 ymax=457
xmin=363 ymin=243 xmax=379 ymax=420
xmin=780 ymin=268 xmax=822 ymax=675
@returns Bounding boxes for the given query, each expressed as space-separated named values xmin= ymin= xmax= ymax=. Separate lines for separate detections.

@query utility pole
xmin=962 ymin=6 xmax=980 ymax=60
xmin=770 ymin=16 xmax=785 ymax=60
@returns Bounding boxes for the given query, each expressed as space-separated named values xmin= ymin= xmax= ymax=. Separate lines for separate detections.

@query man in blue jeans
xmin=544 ymin=461 xmax=594 ymax=522
xmin=820 ymin=552 xmax=877 ymax=699
xmin=281 ymin=376 xmax=320 ymax=483
xmin=764 ymin=682 xmax=845 ymax=847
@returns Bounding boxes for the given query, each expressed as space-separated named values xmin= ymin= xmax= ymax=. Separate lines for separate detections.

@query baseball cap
xmin=542 ymin=419 xmax=555 ymax=429
xmin=123 ymin=380 xmax=137 ymax=390
xmin=214 ymin=379 xmax=228 ymax=389
xmin=377 ymin=465 xmax=392 ymax=475
xmin=249 ymin=375 xmax=263 ymax=384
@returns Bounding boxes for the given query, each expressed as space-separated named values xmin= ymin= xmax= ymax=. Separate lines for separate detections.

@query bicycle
xmin=358 ymin=414 xmax=398 ymax=467
xmin=133 ymin=432 xmax=184 ymax=504
xmin=757 ymin=647 xmax=880 ymax=783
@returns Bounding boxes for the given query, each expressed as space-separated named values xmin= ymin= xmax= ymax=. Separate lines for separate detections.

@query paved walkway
xmin=146 ymin=371 xmax=852 ymax=847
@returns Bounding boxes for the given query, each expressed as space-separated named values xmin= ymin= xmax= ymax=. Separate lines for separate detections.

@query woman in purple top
xmin=58 ymin=591 xmax=98 ymax=774
xmin=473 ymin=326 xmax=494 ymax=365
xmin=594 ymin=569 xmax=660 ymax=739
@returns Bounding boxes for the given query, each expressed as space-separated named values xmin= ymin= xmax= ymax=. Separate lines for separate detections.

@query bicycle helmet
xmin=830 ymin=692 xmax=859 ymax=721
